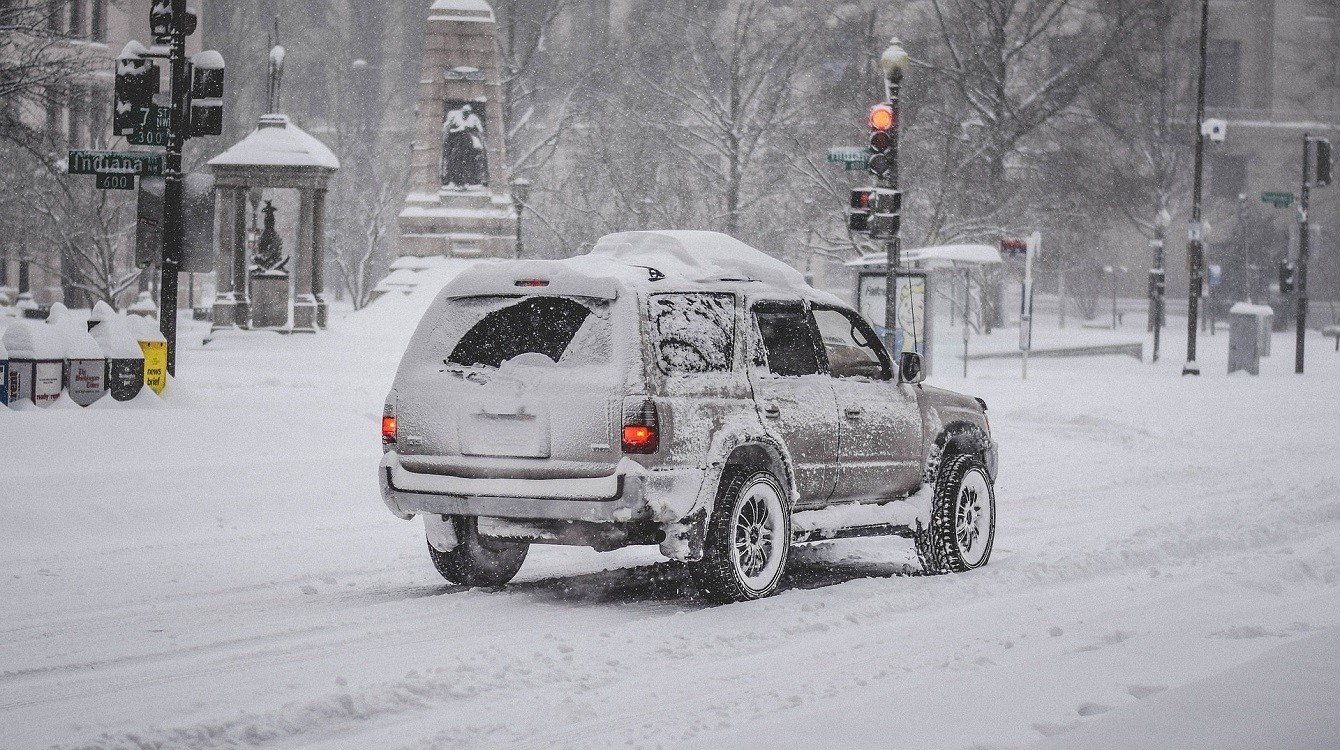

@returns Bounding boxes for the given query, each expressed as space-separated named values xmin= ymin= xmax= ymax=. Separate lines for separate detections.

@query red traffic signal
xmin=850 ymin=188 xmax=872 ymax=210
xmin=1000 ymin=237 xmax=1028 ymax=256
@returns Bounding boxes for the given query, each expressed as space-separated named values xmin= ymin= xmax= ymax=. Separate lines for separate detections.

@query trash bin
xmin=1228 ymin=303 xmax=1273 ymax=376
xmin=88 ymin=301 xmax=145 ymax=402
xmin=47 ymin=303 xmax=107 ymax=406
xmin=128 ymin=314 xmax=167 ymax=394
xmin=1256 ymin=306 xmax=1274 ymax=357
xmin=2 ymin=320 xmax=65 ymax=406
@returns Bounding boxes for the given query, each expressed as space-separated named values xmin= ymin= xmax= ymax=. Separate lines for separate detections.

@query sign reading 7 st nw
xmin=68 ymin=150 xmax=163 ymax=177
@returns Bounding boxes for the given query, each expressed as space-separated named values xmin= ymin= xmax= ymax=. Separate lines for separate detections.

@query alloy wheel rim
xmin=731 ymin=479 xmax=784 ymax=590
xmin=955 ymin=469 xmax=993 ymax=566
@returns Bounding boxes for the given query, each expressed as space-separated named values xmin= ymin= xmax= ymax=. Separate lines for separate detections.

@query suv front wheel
xmin=916 ymin=454 xmax=996 ymax=574
xmin=689 ymin=468 xmax=791 ymax=603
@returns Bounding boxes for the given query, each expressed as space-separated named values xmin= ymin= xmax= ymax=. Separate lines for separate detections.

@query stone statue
xmin=253 ymin=200 xmax=287 ymax=272
xmin=440 ymin=100 xmax=488 ymax=189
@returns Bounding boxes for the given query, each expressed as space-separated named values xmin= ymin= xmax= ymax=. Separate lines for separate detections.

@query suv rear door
xmin=747 ymin=299 xmax=839 ymax=507
xmin=812 ymin=305 xmax=923 ymax=501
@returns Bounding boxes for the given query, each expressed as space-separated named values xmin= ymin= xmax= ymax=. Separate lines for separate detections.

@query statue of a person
xmin=440 ymin=102 xmax=487 ymax=189
xmin=254 ymin=200 xmax=286 ymax=271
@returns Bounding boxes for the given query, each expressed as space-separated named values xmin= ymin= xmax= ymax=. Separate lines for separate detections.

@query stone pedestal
xmin=250 ymin=271 xmax=290 ymax=329
xmin=397 ymin=1 xmax=517 ymax=259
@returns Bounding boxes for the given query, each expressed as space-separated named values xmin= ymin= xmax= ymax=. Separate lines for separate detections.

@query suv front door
xmin=812 ymin=305 xmax=922 ymax=502
xmin=748 ymin=299 xmax=839 ymax=507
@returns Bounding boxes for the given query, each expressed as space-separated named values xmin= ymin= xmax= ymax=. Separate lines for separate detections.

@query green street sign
xmin=96 ymin=171 xmax=136 ymax=190
xmin=127 ymin=104 xmax=170 ymax=147
xmin=827 ymin=146 xmax=870 ymax=170
xmin=1260 ymin=191 xmax=1294 ymax=208
xmin=68 ymin=150 xmax=163 ymax=177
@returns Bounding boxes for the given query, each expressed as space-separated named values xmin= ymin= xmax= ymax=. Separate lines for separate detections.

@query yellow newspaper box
xmin=139 ymin=339 xmax=166 ymax=394
xmin=128 ymin=315 xmax=168 ymax=394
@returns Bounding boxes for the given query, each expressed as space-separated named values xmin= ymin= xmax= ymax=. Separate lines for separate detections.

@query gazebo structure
xmin=208 ymin=113 xmax=339 ymax=332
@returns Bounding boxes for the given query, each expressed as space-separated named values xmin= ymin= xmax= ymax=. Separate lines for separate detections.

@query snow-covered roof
xmin=209 ymin=114 xmax=340 ymax=171
xmin=440 ymin=231 xmax=838 ymax=304
xmin=429 ymin=0 xmax=495 ymax=22
xmin=847 ymin=243 xmax=1004 ymax=269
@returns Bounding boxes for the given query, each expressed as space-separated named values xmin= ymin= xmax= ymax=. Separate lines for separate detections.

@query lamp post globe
xmin=880 ymin=38 xmax=910 ymax=83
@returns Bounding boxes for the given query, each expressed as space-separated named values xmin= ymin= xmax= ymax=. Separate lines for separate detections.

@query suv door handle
xmin=844 ymin=406 xmax=864 ymax=419
xmin=762 ymin=403 xmax=781 ymax=418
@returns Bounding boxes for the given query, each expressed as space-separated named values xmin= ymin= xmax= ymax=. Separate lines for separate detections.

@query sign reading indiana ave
xmin=68 ymin=150 xmax=164 ymax=177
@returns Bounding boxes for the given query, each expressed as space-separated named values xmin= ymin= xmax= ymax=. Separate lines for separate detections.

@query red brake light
xmin=621 ymin=399 xmax=659 ymax=454
xmin=382 ymin=415 xmax=397 ymax=445
xmin=514 ymin=279 xmax=550 ymax=287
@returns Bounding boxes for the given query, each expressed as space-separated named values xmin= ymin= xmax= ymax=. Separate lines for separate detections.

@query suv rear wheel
xmin=915 ymin=454 xmax=996 ymax=574
xmin=689 ymin=468 xmax=791 ymax=603
xmin=428 ymin=516 xmax=529 ymax=587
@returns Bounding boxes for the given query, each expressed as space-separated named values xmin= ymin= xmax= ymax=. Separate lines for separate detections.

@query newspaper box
xmin=48 ymin=304 xmax=107 ymax=406
xmin=88 ymin=301 xmax=145 ymax=401
xmin=0 ymin=337 xmax=8 ymax=406
xmin=128 ymin=315 xmax=167 ymax=394
xmin=2 ymin=321 xmax=64 ymax=406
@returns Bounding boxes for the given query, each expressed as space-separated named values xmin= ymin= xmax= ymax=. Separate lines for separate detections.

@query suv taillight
xmin=622 ymin=399 xmax=659 ymax=454
xmin=382 ymin=405 xmax=397 ymax=446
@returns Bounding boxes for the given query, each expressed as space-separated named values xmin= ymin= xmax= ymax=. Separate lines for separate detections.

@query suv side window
xmin=812 ymin=306 xmax=890 ymax=380
xmin=649 ymin=293 xmax=736 ymax=374
xmin=752 ymin=301 xmax=823 ymax=377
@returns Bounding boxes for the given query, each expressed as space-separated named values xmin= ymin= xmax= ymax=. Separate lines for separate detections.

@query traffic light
xmin=150 ymin=2 xmax=197 ymax=44
xmin=1148 ymin=268 xmax=1166 ymax=297
xmin=1319 ymin=141 xmax=1332 ymax=187
xmin=868 ymin=188 xmax=900 ymax=239
xmin=1279 ymin=259 xmax=1295 ymax=294
xmin=114 ymin=42 xmax=158 ymax=136
xmin=848 ymin=188 xmax=871 ymax=232
xmin=867 ymin=104 xmax=896 ymax=179
xmin=188 ymin=50 xmax=225 ymax=137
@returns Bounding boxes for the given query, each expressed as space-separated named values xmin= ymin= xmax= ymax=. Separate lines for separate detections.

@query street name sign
xmin=96 ymin=171 xmax=136 ymax=190
xmin=127 ymin=104 xmax=170 ymax=146
xmin=68 ymin=150 xmax=163 ymax=177
xmin=827 ymin=146 xmax=870 ymax=171
xmin=1261 ymin=191 xmax=1294 ymax=208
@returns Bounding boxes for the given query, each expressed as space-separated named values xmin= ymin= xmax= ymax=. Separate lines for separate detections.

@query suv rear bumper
xmin=379 ymin=451 xmax=651 ymax=523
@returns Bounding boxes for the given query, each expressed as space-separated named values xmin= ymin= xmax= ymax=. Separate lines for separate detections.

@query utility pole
xmin=1183 ymin=0 xmax=1210 ymax=376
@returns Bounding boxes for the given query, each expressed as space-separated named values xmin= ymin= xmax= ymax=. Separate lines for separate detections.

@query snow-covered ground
xmin=1 ymin=307 xmax=1337 ymax=750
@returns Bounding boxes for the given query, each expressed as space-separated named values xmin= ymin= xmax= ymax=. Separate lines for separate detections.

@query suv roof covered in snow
xmin=437 ymin=230 xmax=843 ymax=304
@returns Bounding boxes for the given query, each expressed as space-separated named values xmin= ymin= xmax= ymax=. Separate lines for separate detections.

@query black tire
xmin=427 ymin=516 xmax=529 ymax=587
xmin=915 ymin=454 xmax=996 ymax=574
xmin=688 ymin=467 xmax=791 ymax=603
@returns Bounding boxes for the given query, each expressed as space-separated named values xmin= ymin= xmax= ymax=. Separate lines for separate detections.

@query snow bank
xmin=343 ymin=256 xmax=499 ymax=338
xmin=88 ymin=301 xmax=146 ymax=359
xmin=2 ymin=320 xmax=63 ymax=360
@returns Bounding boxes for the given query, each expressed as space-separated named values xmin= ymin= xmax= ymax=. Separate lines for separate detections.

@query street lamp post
xmin=879 ymin=39 xmax=909 ymax=362
xmin=1183 ymin=0 xmax=1210 ymax=376
xmin=510 ymin=177 xmax=531 ymax=259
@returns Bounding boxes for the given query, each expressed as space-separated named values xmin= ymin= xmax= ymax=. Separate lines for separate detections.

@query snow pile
xmin=588 ymin=230 xmax=812 ymax=291
xmin=343 ymin=256 xmax=499 ymax=338
xmin=2 ymin=319 xmax=63 ymax=360
xmin=87 ymin=301 xmax=146 ymax=359
xmin=45 ymin=303 xmax=104 ymax=360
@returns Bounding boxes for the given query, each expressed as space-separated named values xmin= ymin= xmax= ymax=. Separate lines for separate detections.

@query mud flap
xmin=425 ymin=513 xmax=461 ymax=552
xmin=659 ymin=506 xmax=708 ymax=562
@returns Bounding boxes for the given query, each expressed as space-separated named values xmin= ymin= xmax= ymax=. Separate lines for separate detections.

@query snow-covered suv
xmin=379 ymin=231 xmax=998 ymax=602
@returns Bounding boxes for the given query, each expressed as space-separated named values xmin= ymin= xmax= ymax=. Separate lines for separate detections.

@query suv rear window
xmin=445 ymin=296 xmax=610 ymax=369
xmin=649 ymin=293 xmax=735 ymax=374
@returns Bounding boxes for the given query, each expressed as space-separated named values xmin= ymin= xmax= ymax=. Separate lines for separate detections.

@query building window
xmin=89 ymin=88 xmax=109 ymax=147
xmin=44 ymin=85 xmax=64 ymax=146
xmin=46 ymin=0 xmax=63 ymax=33
xmin=1211 ymin=154 xmax=1247 ymax=199
xmin=1206 ymin=38 xmax=1241 ymax=108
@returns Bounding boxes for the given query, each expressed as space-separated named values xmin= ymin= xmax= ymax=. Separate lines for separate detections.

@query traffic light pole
xmin=1295 ymin=134 xmax=1311 ymax=374
xmin=1184 ymin=0 xmax=1209 ymax=376
xmin=158 ymin=0 xmax=188 ymax=377
xmin=881 ymin=74 xmax=901 ymax=361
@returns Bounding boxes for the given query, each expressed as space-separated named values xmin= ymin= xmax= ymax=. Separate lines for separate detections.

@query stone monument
xmin=397 ymin=0 xmax=517 ymax=258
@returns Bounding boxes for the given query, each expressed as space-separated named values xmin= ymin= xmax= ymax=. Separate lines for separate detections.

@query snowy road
xmin=2 ymin=322 xmax=1337 ymax=749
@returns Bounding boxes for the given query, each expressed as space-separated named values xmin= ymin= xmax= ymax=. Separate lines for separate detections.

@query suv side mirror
xmin=899 ymin=351 xmax=924 ymax=383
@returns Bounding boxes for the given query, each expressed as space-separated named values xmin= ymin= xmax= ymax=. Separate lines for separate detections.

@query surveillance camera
xmin=1202 ymin=118 xmax=1227 ymax=143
